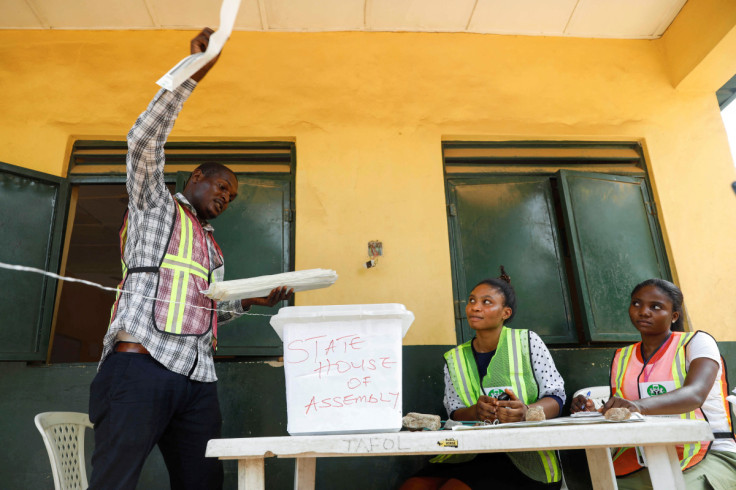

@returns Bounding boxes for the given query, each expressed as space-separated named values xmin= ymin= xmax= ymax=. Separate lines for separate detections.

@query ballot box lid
xmin=269 ymin=303 xmax=414 ymax=340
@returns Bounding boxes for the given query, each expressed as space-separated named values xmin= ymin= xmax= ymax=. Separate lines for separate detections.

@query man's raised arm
xmin=190 ymin=27 xmax=221 ymax=83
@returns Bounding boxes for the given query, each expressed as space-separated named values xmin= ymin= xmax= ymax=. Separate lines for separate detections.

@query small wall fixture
xmin=364 ymin=241 xmax=383 ymax=269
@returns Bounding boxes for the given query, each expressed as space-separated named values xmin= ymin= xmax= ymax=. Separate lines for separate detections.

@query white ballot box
xmin=270 ymin=304 xmax=414 ymax=436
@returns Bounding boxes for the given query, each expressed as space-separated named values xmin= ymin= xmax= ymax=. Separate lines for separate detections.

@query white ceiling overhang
xmin=2 ymin=0 xmax=687 ymax=39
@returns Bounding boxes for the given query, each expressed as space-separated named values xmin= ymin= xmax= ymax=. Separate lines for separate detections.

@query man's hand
xmin=190 ymin=27 xmax=220 ymax=83
xmin=241 ymin=286 xmax=294 ymax=310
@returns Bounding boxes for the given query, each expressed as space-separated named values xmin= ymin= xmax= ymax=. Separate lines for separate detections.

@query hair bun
xmin=499 ymin=265 xmax=511 ymax=284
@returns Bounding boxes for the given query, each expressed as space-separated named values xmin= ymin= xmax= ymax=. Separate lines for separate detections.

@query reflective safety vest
xmin=436 ymin=327 xmax=561 ymax=484
xmin=610 ymin=331 xmax=733 ymax=476
xmin=110 ymin=201 xmax=220 ymax=340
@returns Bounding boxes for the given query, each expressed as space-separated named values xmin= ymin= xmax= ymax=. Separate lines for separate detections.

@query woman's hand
xmin=474 ymin=395 xmax=498 ymax=422
xmin=570 ymin=394 xmax=596 ymax=413
xmin=601 ymin=396 xmax=641 ymax=414
xmin=495 ymin=389 xmax=527 ymax=423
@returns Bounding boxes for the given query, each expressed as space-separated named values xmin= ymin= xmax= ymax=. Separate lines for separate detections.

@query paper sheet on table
xmin=202 ymin=269 xmax=338 ymax=301
xmin=570 ymin=411 xmax=605 ymax=418
xmin=156 ymin=0 xmax=241 ymax=91
xmin=451 ymin=412 xmax=645 ymax=430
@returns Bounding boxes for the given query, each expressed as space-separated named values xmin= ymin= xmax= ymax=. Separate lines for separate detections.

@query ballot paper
xmin=202 ymin=269 xmax=338 ymax=301
xmin=156 ymin=0 xmax=241 ymax=91
xmin=451 ymin=412 xmax=645 ymax=430
xmin=569 ymin=411 xmax=604 ymax=418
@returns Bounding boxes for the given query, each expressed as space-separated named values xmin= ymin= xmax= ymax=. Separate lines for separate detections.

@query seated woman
xmin=571 ymin=278 xmax=736 ymax=489
xmin=401 ymin=268 xmax=566 ymax=490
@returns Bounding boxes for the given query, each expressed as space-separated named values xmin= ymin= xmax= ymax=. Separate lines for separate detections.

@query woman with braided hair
xmin=400 ymin=267 xmax=566 ymax=490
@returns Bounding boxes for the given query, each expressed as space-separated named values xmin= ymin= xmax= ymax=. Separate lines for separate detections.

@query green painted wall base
xmin=2 ymin=343 xmax=735 ymax=489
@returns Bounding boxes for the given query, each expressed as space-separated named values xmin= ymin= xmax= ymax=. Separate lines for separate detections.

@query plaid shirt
xmin=98 ymin=79 xmax=244 ymax=382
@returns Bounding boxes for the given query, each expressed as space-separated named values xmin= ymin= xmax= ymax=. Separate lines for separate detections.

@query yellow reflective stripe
xmin=674 ymin=334 xmax=691 ymax=416
xmin=672 ymin=332 xmax=692 ymax=390
xmin=430 ymin=454 xmax=452 ymax=463
xmin=614 ymin=345 xmax=634 ymax=395
xmin=505 ymin=329 xmax=515 ymax=392
xmin=509 ymin=329 xmax=528 ymax=402
xmin=119 ymin=218 xmax=129 ymax=289
xmin=161 ymin=255 xmax=209 ymax=280
xmin=184 ymin=207 xmax=194 ymax=262
xmin=166 ymin=268 xmax=182 ymax=333
xmin=551 ymin=451 xmax=561 ymax=481
xmin=449 ymin=348 xmax=474 ymax=407
xmin=446 ymin=342 xmax=484 ymax=408
xmin=175 ymin=267 xmax=188 ymax=333
xmin=680 ymin=439 xmax=700 ymax=469
xmin=679 ymin=420 xmax=701 ymax=465
xmin=177 ymin=205 xmax=187 ymax=256
xmin=612 ymin=447 xmax=631 ymax=462
xmin=459 ymin=346 xmax=479 ymax=405
xmin=537 ymin=450 xmax=559 ymax=482
xmin=461 ymin=343 xmax=482 ymax=398
xmin=616 ymin=345 xmax=634 ymax=390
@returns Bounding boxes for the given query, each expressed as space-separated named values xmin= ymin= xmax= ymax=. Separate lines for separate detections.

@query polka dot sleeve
xmin=443 ymin=364 xmax=465 ymax=417
xmin=528 ymin=331 xmax=566 ymax=404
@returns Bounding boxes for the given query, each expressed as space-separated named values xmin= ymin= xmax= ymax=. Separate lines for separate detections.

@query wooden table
xmin=206 ymin=417 xmax=712 ymax=490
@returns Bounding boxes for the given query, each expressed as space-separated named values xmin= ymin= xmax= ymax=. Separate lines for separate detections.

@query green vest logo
xmin=487 ymin=388 xmax=505 ymax=398
xmin=647 ymin=384 xmax=667 ymax=396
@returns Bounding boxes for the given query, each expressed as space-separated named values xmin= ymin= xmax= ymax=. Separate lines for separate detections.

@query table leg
xmin=294 ymin=457 xmax=316 ymax=490
xmin=641 ymin=445 xmax=685 ymax=490
xmin=238 ymin=458 xmax=265 ymax=490
xmin=585 ymin=448 xmax=617 ymax=490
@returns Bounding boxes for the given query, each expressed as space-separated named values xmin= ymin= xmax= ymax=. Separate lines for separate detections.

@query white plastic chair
xmin=572 ymin=386 xmax=610 ymax=410
xmin=34 ymin=412 xmax=94 ymax=490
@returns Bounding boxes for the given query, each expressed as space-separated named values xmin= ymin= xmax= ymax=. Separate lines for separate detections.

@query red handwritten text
xmin=287 ymin=334 xmax=365 ymax=363
xmin=312 ymin=357 xmax=396 ymax=379
xmin=304 ymin=391 xmax=401 ymax=415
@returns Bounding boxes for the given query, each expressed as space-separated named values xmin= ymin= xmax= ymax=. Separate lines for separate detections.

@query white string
xmin=0 ymin=260 xmax=274 ymax=317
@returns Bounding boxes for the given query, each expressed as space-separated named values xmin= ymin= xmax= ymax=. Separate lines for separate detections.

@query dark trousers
xmin=88 ymin=351 xmax=223 ymax=490
xmin=411 ymin=452 xmax=563 ymax=489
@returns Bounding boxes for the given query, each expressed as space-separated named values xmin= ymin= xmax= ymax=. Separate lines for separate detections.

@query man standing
xmin=88 ymin=28 xmax=292 ymax=489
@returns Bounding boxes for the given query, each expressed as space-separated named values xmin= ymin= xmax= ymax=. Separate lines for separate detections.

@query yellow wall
xmin=662 ymin=0 xmax=736 ymax=90
xmin=1 ymin=28 xmax=735 ymax=344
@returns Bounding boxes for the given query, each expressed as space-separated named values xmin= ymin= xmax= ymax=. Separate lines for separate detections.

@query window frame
xmin=47 ymin=140 xmax=297 ymax=361
xmin=443 ymin=141 xmax=672 ymax=346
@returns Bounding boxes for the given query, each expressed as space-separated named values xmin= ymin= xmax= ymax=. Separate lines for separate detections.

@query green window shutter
xmin=176 ymin=173 xmax=292 ymax=356
xmin=0 ymin=163 xmax=69 ymax=360
xmin=558 ymin=170 xmax=669 ymax=342
xmin=447 ymin=177 xmax=575 ymax=344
